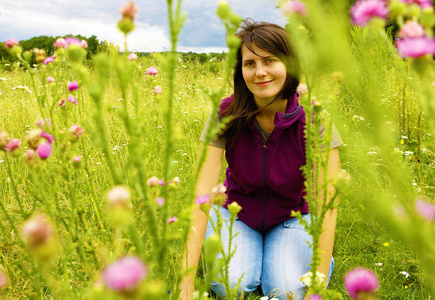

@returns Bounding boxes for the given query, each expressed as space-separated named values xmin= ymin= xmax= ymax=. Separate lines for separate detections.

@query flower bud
xmin=334 ymin=170 xmax=351 ymax=193
xmin=420 ymin=9 xmax=435 ymax=28
xmin=32 ymin=48 xmax=46 ymax=64
xmin=216 ymin=1 xmax=232 ymax=20
xmin=229 ymin=13 xmax=242 ymax=27
xmin=69 ymin=125 xmax=84 ymax=143
xmin=204 ymin=234 xmax=222 ymax=258
xmin=389 ymin=0 xmax=407 ymax=19
xmin=226 ymin=36 xmax=241 ymax=50
xmin=117 ymin=17 xmax=136 ymax=34
xmin=107 ymin=186 xmax=131 ymax=207
xmin=22 ymin=215 xmax=53 ymax=247
xmin=67 ymin=44 xmax=87 ymax=64
xmin=10 ymin=46 xmax=22 ymax=56
xmin=72 ymin=155 xmax=82 ymax=168
xmin=23 ymin=51 xmax=33 ymax=62
xmin=26 ymin=129 xmax=42 ymax=149
xmin=313 ymin=101 xmax=322 ymax=113
xmin=408 ymin=4 xmax=422 ymax=18
xmin=296 ymin=83 xmax=308 ymax=95
xmin=147 ymin=176 xmax=160 ymax=187
xmin=0 ymin=130 xmax=10 ymax=151
xmin=210 ymin=183 xmax=227 ymax=206
xmin=228 ymin=201 xmax=242 ymax=216
xmin=23 ymin=149 xmax=38 ymax=167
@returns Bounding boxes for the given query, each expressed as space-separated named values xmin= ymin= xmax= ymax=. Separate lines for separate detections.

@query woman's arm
xmin=317 ymin=147 xmax=340 ymax=281
xmin=179 ymin=143 xmax=224 ymax=300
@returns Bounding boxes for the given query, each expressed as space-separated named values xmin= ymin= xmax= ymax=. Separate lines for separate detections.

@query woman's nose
xmin=256 ymin=65 xmax=267 ymax=77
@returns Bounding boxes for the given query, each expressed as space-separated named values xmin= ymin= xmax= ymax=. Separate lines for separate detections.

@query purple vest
xmin=221 ymin=93 xmax=309 ymax=232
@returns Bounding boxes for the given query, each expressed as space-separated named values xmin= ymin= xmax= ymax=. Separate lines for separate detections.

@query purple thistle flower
xmin=399 ymin=0 xmax=433 ymax=8
xmin=145 ymin=66 xmax=158 ymax=77
xmin=47 ymin=77 xmax=55 ymax=83
xmin=68 ymin=81 xmax=79 ymax=92
xmin=195 ymin=194 xmax=210 ymax=205
xmin=54 ymin=38 xmax=66 ymax=48
xmin=281 ymin=0 xmax=308 ymax=17
xmin=310 ymin=294 xmax=322 ymax=300
xmin=396 ymin=37 xmax=435 ymax=58
xmin=156 ymin=197 xmax=164 ymax=206
xmin=37 ymin=143 xmax=52 ymax=159
xmin=415 ymin=198 xmax=435 ymax=221
xmin=167 ymin=217 xmax=177 ymax=224
xmin=65 ymin=37 xmax=82 ymax=47
xmin=4 ymin=138 xmax=20 ymax=153
xmin=43 ymin=56 xmax=55 ymax=65
xmin=68 ymin=95 xmax=78 ymax=104
xmin=345 ymin=267 xmax=379 ymax=299
xmin=350 ymin=0 xmax=389 ymax=26
xmin=103 ymin=256 xmax=147 ymax=291
xmin=40 ymin=131 xmax=54 ymax=144
xmin=5 ymin=38 xmax=19 ymax=49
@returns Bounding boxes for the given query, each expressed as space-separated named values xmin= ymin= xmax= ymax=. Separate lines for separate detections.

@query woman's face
xmin=241 ymin=43 xmax=287 ymax=106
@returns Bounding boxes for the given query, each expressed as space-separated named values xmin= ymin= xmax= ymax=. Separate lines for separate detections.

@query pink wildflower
xmin=68 ymin=81 xmax=79 ymax=92
xmin=159 ymin=179 xmax=165 ymax=186
xmin=40 ymin=131 xmax=54 ymax=144
xmin=195 ymin=194 xmax=210 ymax=205
xmin=80 ymin=40 xmax=88 ymax=48
xmin=69 ymin=125 xmax=84 ymax=140
xmin=107 ymin=186 xmax=131 ymax=206
xmin=68 ymin=95 xmax=78 ymax=104
xmin=156 ymin=197 xmax=164 ymax=206
xmin=36 ymin=118 xmax=52 ymax=129
xmin=147 ymin=176 xmax=160 ymax=186
xmin=415 ymin=198 xmax=435 ymax=221
xmin=281 ymin=0 xmax=308 ymax=17
xmin=73 ymin=155 xmax=82 ymax=163
xmin=128 ymin=53 xmax=138 ymax=61
xmin=47 ymin=77 xmax=55 ymax=83
xmin=4 ymin=138 xmax=20 ymax=153
xmin=57 ymin=99 xmax=66 ymax=108
xmin=145 ymin=66 xmax=158 ymax=77
xmin=22 ymin=215 xmax=53 ymax=246
xmin=153 ymin=86 xmax=163 ymax=95
xmin=167 ymin=217 xmax=177 ymax=224
xmin=37 ymin=143 xmax=52 ymax=159
xmin=43 ymin=56 xmax=54 ymax=65
xmin=396 ymin=36 xmax=435 ymax=58
xmin=119 ymin=1 xmax=139 ymax=20
xmin=0 ymin=268 xmax=8 ymax=289
xmin=310 ymin=294 xmax=322 ymax=300
xmin=54 ymin=38 xmax=67 ymax=48
xmin=345 ymin=267 xmax=379 ymax=299
xmin=103 ymin=256 xmax=147 ymax=291
xmin=350 ymin=0 xmax=389 ymax=26
xmin=296 ymin=83 xmax=308 ymax=95
xmin=398 ymin=21 xmax=425 ymax=38
xmin=172 ymin=176 xmax=180 ymax=185
xmin=5 ymin=38 xmax=19 ymax=49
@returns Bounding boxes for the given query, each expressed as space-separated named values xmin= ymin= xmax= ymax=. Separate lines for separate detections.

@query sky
xmin=0 ymin=0 xmax=287 ymax=53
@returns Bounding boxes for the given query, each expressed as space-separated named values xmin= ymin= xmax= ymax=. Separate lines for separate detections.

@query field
xmin=1 ymin=1 xmax=435 ymax=299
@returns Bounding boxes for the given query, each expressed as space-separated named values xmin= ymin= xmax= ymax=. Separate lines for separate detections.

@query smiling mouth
xmin=255 ymin=80 xmax=273 ymax=87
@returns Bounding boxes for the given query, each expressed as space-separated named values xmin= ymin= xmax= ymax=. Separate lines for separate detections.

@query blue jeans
xmin=205 ymin=206 xmax=334 ymax=300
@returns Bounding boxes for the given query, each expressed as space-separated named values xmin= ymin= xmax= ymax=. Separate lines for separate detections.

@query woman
xmin=180 ymin=19 xmax=341 ymax=300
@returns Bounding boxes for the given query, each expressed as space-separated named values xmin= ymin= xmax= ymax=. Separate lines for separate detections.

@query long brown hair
xmin=220 ymin=18 xmax=300 ymax=143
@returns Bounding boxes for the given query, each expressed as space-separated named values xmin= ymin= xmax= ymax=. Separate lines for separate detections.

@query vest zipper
xmin=258 ymin=125 xmax=275 ymax=232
